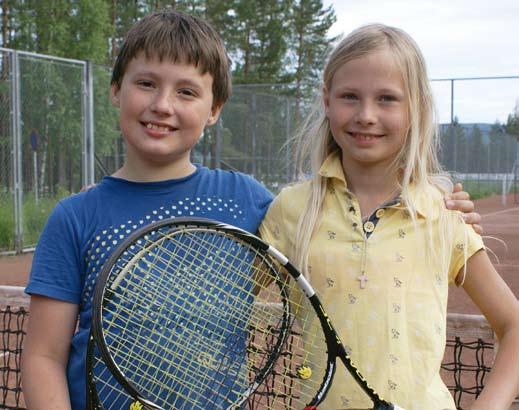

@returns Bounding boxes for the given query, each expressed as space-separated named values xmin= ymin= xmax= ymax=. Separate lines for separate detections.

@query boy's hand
xmin=445 ymin=182 xmax=483 ymax=234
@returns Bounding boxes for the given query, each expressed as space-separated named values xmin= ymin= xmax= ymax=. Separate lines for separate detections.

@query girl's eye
xmin=342 ymin=93 xmax=357 ymax=101
xmin=380 ymin=95 xmax=397 ymax=102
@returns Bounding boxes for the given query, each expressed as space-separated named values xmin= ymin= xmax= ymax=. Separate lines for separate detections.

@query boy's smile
xmin=111 ymin=53 xmax=221 ymax=180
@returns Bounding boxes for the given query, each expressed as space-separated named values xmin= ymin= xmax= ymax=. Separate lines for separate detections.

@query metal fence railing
xmin=0 ymin=48 xmax=518 ymax=253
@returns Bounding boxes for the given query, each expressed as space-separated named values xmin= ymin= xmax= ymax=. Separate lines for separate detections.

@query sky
xmin=323 ymin=0 xmax=519 ymax=124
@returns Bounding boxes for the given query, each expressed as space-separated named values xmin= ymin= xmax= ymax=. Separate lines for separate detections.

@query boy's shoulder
xmin=199 ymin=166 xmax=273 ymax=196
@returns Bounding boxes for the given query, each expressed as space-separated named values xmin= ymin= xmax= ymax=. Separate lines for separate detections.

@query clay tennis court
xmin=1 ymin=193 xmax=518 ymax=409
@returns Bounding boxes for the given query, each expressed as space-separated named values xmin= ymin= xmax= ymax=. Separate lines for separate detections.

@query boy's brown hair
xmin=111 ymin=10 xmax=232 ymax=107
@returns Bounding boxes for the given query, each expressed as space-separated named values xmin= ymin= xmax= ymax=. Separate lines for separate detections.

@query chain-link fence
xmin=432 ymin=77 xmax=519 ymax=200
xmin=0 ymin=49 xmax=89 ymax=254
xmin=1 ymin=47 xmax=518 ymax=253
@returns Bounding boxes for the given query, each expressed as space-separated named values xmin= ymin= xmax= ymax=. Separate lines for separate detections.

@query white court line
xmin=481 ymin=206 xmax=519 ymax=219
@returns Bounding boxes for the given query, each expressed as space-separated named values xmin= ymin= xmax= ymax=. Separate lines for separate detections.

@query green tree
xmin=506 ymin=110 xmax=519 ymax=136
xmin=231 ymin=0 xmax=289 ymax=84
xmin=468 ymin=125 xmax=484 ymax=173
xmin=289 ymin=0 xmax=336 ymax=117
xmin=488 ymin=122 xmax=506 ymax=173
xmin=69 ymin=0 xmax=111 ymax=64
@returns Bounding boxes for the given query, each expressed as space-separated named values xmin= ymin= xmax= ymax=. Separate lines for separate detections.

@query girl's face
xmin=324 ymin=48 xmax=409 ymax=172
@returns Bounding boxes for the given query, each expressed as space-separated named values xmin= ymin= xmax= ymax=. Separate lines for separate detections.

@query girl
xmin=259 ymin=24 xmax=519 ymax=409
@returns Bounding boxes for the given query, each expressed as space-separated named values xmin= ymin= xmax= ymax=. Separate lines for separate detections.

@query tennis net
xmin=0 ymin=286 xmax=498 ymax=409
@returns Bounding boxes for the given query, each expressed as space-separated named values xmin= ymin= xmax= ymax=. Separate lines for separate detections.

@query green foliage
xmin=506 ymin=112 xmax=519 ymax=137
xmin=289 ymin=0 xmax=336 ymax=102
xmin=0 ymin=197 xmax=14 ymax=250
xmin=0 ymin=188 xmax=69 ymax=250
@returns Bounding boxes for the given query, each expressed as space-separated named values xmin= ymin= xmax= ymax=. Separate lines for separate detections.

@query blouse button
xmin=363 ymin=221 xmax=375 ymax=233
xmin=375 ymin=208 xmax=385 ymax=218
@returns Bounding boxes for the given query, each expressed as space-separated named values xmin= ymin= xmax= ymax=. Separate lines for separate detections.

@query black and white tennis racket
xmin=85 ymin=217 xmax=401 ymax=409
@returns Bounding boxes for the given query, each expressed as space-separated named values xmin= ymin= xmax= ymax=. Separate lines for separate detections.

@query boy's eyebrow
xmin=132 ymin=70 xmax=207 ymax=89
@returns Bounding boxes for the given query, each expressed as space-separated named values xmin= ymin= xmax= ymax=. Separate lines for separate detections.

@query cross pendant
xmin=357 ymin=272 xmax=368 ymax=289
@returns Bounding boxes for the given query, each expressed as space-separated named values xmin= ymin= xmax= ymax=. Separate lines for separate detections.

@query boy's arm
xmin=21 ymin=295 xmax=78 ymax=410
xmin=461 ymin=250 xmax=519 ymax=410
xmin=445 ymin=182 xmax=483 ymax=234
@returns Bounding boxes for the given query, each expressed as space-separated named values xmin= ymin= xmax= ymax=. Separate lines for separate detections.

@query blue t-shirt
xmin=26 ymin=165 xmax=273 ymax=409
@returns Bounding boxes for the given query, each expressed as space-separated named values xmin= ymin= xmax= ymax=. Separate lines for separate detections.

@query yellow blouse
xmin=259 ymin=151 xmax=484 ymax=410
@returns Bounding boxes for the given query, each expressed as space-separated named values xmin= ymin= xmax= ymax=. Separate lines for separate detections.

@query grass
xmin=0 ymin=188 xmax=70 ymax=251
xmin=458 ymin=179 xmax=518 ymax=201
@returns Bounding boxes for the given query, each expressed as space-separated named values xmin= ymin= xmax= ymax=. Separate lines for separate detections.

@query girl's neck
xmin=341 ymin=161 xmax=401 ymax=220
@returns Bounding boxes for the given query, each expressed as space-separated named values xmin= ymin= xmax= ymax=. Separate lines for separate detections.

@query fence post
xmin=82 ymin=60 xmax=95 ymax=186
xmin=285 ymin=97 xmax=291 ymax=183
xmin=251 ymin=94 xmax=257 ymax=177
xmin=502 ymin=174 xmax=507 ymax=206
xmin=10 ymin=51 xmax=23 ymax=253
xmin=215 ymin=117 xmax=222 ymax=168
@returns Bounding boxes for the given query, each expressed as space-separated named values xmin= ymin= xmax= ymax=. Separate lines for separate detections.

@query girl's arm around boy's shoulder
xmin=461 ymin=250 xmax=519 ymax=409
xmin=21 ymin=295 xmax=78 ymax=410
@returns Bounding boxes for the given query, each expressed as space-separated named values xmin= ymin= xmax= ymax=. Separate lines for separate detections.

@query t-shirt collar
xmin=318 ymin=150 xmax=433 ymax=219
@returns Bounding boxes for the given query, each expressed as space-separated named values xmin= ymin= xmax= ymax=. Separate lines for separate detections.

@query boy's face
xmin=111 ymin=53 xmax=221 ymax=170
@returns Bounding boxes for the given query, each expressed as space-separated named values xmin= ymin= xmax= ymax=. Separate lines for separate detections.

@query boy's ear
xmin=110 ymin=84 xmax=121 ymax=107
xmin=206 ymin=104 xmax=223 ymax=127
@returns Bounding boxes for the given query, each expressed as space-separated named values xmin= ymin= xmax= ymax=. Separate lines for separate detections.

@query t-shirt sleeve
xmin=241 ymin=173 xmax=273 ymax=233
xmin=448 ymin=217 xmax=485 ymax=286
xmin=25 ymin=200 xmax=85 ymax=304
xmin=259 ymin=191 xmax=289 ymax=254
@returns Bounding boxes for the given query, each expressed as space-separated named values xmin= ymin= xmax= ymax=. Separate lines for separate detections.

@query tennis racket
xmin=85 ymin=217 xmax=402 ymax=409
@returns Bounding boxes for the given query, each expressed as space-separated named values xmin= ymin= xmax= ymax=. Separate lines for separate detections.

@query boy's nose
xmin=151 ymin=92 xmax=175 ymax=115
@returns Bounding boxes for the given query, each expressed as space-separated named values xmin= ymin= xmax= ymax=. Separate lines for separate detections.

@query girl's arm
xmin=21 ymin=295 xmax=78 ymax=410
xmin=462 ymin=250 xmax=519 ymax=410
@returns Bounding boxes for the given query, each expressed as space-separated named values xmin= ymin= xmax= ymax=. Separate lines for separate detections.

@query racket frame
xmin=86 ymin=217 xmax=292 ymax=409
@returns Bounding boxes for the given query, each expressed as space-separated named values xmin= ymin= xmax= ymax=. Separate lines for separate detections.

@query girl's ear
xmin=323 ymin=86 xmax=330 ymax=116
xmin=206 ymin=104 xmax=223 ymax=126
xmin=110 ymin=84 xmax=121 ymax=107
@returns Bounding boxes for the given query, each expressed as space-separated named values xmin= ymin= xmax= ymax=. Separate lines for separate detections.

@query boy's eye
xmin=137 ymin=80 xmax=154 ymax=88
xmin=179 ymin=89 xmax=196 ymax=97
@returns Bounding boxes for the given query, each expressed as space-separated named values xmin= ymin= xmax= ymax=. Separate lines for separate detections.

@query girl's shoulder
xmin=265 ymin=180 xmax=312 ymax=223
xmin=408 ymin=180 xmax=451 ymax=220
xmin=278 ymin=179 xmax=312 ymax=199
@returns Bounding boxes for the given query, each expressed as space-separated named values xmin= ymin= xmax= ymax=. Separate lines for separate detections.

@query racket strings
xmin=245 ymin=287 xmax=334 ymax=409
xmin=96 ymin=226 xmax=291 ymax=408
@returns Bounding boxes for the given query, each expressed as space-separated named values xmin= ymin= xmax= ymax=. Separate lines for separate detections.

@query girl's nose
xmin=355 ymin=102 xmax=376 ymax=125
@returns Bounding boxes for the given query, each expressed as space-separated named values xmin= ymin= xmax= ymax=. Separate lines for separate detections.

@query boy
xmin=21 ymin=11 xmax=272 ymax=409
xmin=21 ymin=9 xmax=480 ymax=410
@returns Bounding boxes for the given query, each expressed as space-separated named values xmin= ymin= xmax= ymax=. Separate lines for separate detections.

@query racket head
xmin=87 ymin=217 xmax=292 ymax=409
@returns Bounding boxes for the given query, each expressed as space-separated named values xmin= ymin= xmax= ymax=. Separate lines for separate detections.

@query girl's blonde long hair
xmin=293 ymin=24 xmax=458 ymax=277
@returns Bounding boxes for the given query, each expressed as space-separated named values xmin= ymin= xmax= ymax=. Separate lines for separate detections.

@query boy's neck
xmin=112 ymin=158 xmax=197 ymax=182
